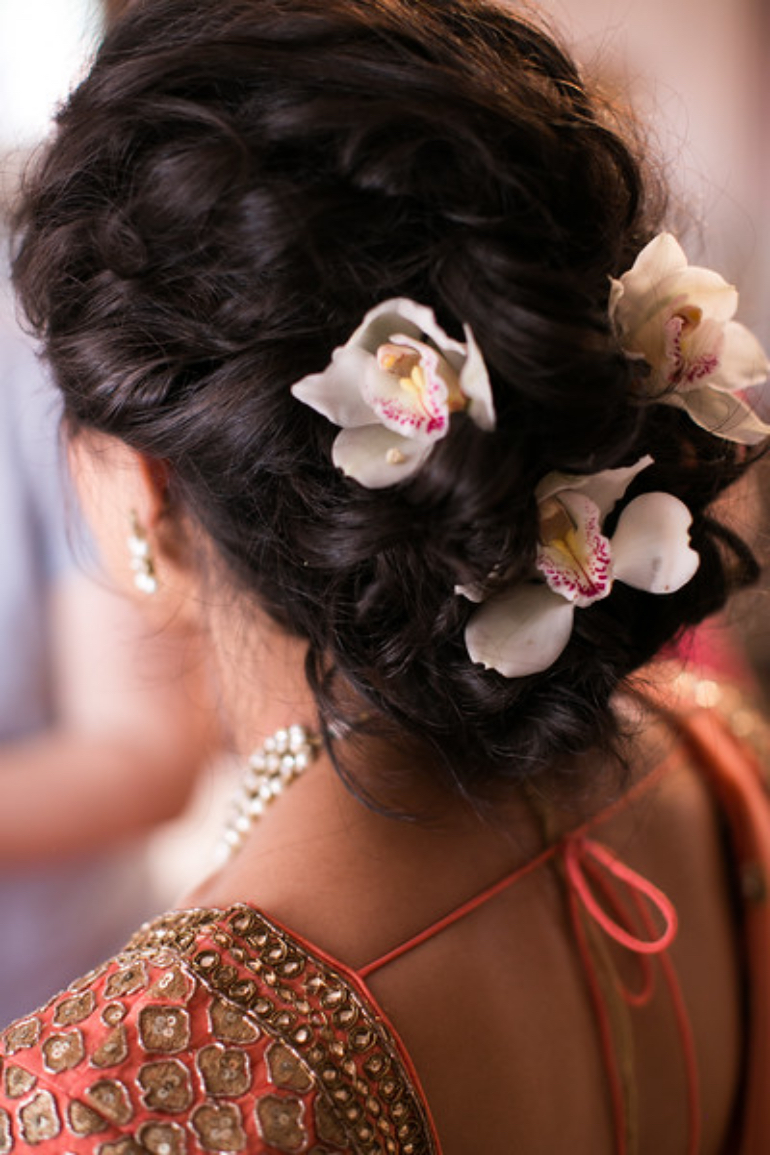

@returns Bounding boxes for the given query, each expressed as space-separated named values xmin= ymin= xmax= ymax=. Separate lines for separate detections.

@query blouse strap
xmin=357 ymin=758 xmax=674 ymax=981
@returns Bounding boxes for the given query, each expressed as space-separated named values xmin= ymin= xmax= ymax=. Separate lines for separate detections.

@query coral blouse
xmin=1 ymin=672 xmax=769 ymax=1155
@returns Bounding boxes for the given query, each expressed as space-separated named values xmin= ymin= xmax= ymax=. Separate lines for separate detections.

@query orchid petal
xmin=347 ymin=297 xmax=468 ymax=363
xmin=611 ymin=492 xmax=699 ymax=594
xmin=608 ymin=276 xmax=625 ymax=324
xmin=465 ymin=583 xmax=575 ymax=678
xmin=345 ymin=299 xmax=426 ymax=352
xmin=536 ymin=456 xmax=653 ymax=520
xmin=662 ymin=313 xmax=724 ymax=391
xmin=536 ymin=493 xmax=613 ymax=608
xmin=362 ymin=341 xmax=455 ymax=442
xmin=621 ymin=272 xmax=737 ymax=367
xmin=611 ymin=234 xmax=689 ymax=317
xmin=664 ymin=386 xmax=770 ymax=445
xmin=331 ymin=424 xmax=431 ymax=488
xmin=292 ymin=345 xmax=375 ymax=428
xmin=709 ymin=321 xmax=770 ymax=392
xmin=459 ymin=324 xmax=496 ymax=431
xmin=657 ymin=267 xmax=738 ymax=322
xmin=455 ymin=579 xmax=487 ymax=604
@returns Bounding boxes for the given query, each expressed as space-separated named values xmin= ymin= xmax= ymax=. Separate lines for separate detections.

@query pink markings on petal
xmin=365 ymin=336 xmax=464 ymax=441
xmin=664 ymin=308 xmax=724 ymax=389
xmin=535 ymin=495 xmax=614 ymax=608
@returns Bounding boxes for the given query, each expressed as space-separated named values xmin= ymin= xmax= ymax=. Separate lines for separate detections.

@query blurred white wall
xmin=0 ymin=0 xmax=102 ymax=150
xmin=535 ymin=0 xmax=767 ymax=333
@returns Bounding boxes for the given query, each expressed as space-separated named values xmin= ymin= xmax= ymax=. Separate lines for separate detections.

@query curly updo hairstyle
xmin=13 ymin=0 xmax=758 ymax=801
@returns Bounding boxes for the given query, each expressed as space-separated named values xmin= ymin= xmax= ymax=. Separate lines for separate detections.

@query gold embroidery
xmin=670 ymin=670 xmax=770 ymax=791
xmin=104 ymin=962 xmax=149 ymax=999
xmin=209 ymin=998 xmax=261 ymax=1045
xmin=138 ymin=1006 xmax=191 ymax=1054
xmin=0 ymin=1107 xmax=12 ymax=1155
xmin=53 ymin=992 xmax=96 ymax=1028
xmin=2 ymin=1066 xmax=36 ymax=1100
xmin=191 ymin=1103 xmax=247 ymax=1152
xmin=148 ymin=966 xmax=194 ymax=1003
xmin=137 ymin=1120 xmax=187 ymax=1155
xmin=102 ymin=1003 xmax=128 ymax=1027
xmin=84 ymin=1079 xmax=134 ymax=1126
xmin=96 ymin=1140 xmax=144 ymax=1155
xmin=0 ymin=907 xmax=436 ymax=1155
xmin=127 ymin=905 xmax=437 ymax=1154
xmin=92 ymin=1026 xmax=129 ymax=1069
xmin=137 ymin=1059 xmax=193 ymax=1114
xmin=69 ymin=963 xmax=110 ymax=992
xmin=42 ymin=1031 xmax=86 ymax=1074
xmin=3 ymin=1020 xmax=41 ymax=1057
xmin=19 ymin=1091 xmax=61 ymax=1144
xmin=266 ymin=1041 xmax=314 ymax=1093
xmin=315 ymin=1095 xmax=347 ymax=1146
xmin=255 ymin=1094 xmax=308 ymax=1152
xmin=67 ymin=1100 xmax=109 ymax=1137
xmin=197 ymin=1044 xmax=252 ymax=1097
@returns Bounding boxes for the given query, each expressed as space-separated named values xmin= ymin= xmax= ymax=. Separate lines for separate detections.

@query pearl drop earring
xmin=128 ymin=511 xmax=158 ymax=595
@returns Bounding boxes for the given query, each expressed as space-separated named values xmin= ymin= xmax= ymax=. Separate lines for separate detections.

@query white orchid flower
xmin=292 ymin=298 xmax=496 ymax=488
xmin=610 ymin=233 xmax=770 ymax=444
xmin=463 ymin=456 xmax=700 ymax=678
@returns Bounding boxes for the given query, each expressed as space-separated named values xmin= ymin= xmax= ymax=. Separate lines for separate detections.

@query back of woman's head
xmin=12 ymin=0 xmax=758 ymax=800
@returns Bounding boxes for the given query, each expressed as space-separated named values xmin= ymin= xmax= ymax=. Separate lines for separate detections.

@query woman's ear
xmin=68 ymin=431 xmax=199 ymax=626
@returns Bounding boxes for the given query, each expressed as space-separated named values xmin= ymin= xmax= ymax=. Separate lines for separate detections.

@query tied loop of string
xmin=562 ymin=835 xmax=699 ymax=1155
xmin=564 ymin=835 xmax=678 ymax=955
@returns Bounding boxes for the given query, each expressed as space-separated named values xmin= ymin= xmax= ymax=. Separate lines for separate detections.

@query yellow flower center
xmin=378 ymin=342 xmax=466 ymax=413
xmin=538 ymin=497 xmax=578 ymax=551
xmin=538 ymin=498 xmax=595 ymax=584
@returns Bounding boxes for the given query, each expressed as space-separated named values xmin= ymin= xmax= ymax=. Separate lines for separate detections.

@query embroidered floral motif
xmin=314 ymin=1096 xmax=348 ymax=1146
xmin=92 ymin=1026 xmax=129 ymax=1069
xmin=53 ymin=991 xmax=96 ymax=1028
xmin=0 ymin=906 xmax=437 ymax=1155
xmin=19 ymin=1091 xmax=61 ymax=1144
xmin=148 ymin=966 xmax=194 ymax=1003
xmin=104 ymin=963 xmax=149 ymax=999
xmin=0 ymin=1107 xmax=11 ymax=1155
xmin=191 ymin=1103 xmax=247 ymax=1152
xmin=266 ymin=1041 xmax=314 ymax=1093
xmin=102 ymin=1003 xmax=128 ymax=1027
xmin=97 ymin=1139 xmax=144 ymax=1155
xmin=2 ymin=1065 xmax=36 ymax=1100
xmin=3 ymin=1019 xmax=41 ymax=1056
xmin=84 ymin=1079 xmax=134 ymax=1126
xmin=255 ymin=1094 xmax=308 ymax=1152
xmin=68 ymin=1100 xmax=109 ymax=1137
xmin=137 ymin=1120 xmax=188 ymax=1155
xmin=43 ymin=1031 xmax=86 ymax=1075
xmin=209 ymin=999 xmax=261 ymax=1045
xmin=197 ymin=1044 xmax=252 ymax=1097
xmin=137 ymin=1060 xmax=193 ymax=1114
xmin=138 ymin=1007 xmax=191 ymax=1054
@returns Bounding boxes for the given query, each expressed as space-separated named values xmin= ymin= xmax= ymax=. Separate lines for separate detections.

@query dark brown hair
xmin=12 ymin=0 xmax=757 ymax=799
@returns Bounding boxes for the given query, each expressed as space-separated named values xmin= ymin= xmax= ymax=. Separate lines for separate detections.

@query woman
xmin=1 ymin=1 xmax=769 ymax=1152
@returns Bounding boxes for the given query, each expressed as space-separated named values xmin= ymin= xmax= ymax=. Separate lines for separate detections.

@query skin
xmin=70 ymin=430 xmax=744 ymax=1155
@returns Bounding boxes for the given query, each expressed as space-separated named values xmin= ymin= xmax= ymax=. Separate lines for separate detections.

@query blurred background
xmin=0 ymin=0 xmax=768 ymax=1021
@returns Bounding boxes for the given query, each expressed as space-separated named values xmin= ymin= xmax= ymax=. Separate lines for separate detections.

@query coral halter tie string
xmin=563 ymin=836 xmax=700 ymax=1155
